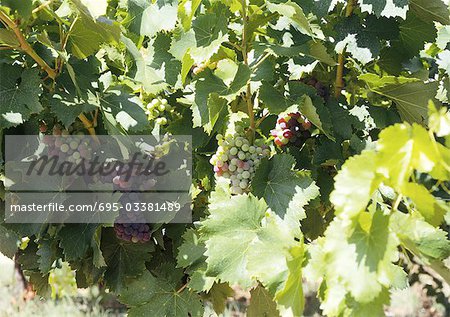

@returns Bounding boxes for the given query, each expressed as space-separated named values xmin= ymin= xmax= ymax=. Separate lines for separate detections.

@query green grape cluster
xmin=145 ymin=97 xmax=173 ymax=126
xmin=210 ymin=125 xmax=270 ymax=195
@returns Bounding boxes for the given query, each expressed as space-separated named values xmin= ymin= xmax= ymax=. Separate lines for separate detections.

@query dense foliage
xmin=0 ymin=0 xmax=450 ymax=316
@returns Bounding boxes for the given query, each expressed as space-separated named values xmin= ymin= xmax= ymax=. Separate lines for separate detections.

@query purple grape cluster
xmin=114 ymin=192 xmax=151 ymax=243
xmin=104 ymin=160 xmax=157 ymax=243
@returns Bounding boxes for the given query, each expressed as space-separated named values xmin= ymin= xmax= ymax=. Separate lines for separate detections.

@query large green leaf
xmin=200 ymin=193 xmax=267 ymax=288
xmin=69 ymin=1 xmax=121 ymax=59
xmin=0 ymin=66 xmax=43 ymax=128
xmin=122 ymin=36 xmax=168 ymax=95
xmin=410 ymin=0 xmax=450 ymax=24
xmin=368 ymin=80 xmax=440 ymax=124
xmin=58 ymin=224 xmax=98 ymax=261
xmin=101 ymin=229 xmax=154 ymax=292
xmin=391 ymin=211 xmax=450 ymax=261
xmin=48 ymin=91 xmax=98 ymax=128
xmin=193 ymin=64 xmax=250 ymax=129
xmin=100 ymin=88 xmax=148 ymax=133
xmin=119 ymin=270 xmax=203 ymax=317
xmin=252 ymin=154 xmax=319 ymax=219
xmin=330 ymin=150 xmax=380 ymax=218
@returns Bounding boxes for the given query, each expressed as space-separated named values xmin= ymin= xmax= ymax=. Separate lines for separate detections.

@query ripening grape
xmin=271 ymin=112 xmax=312 ymax=148
xmin=210 ymin=124 xmax=270 ymax=194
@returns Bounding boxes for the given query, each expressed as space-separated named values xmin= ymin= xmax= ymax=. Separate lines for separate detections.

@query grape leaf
xmin=193 ymin=65 xmax=250 ymax=128
xmin=330 ymin=150 xmax=380 ymax=218
xmin=176 ymin=228 xmax=206 ymax=269
xmin=376 ymin=124 xmax=443 ymax=186
xmin=192 ymin=3 xmax=229 ymax=47
xmin=127 ymin=0 xmax=178 ymax=36
xmin=247 ymin=285 xmax=280 ymax=317
xmin=1 ymin=0 xmax=33 ymax=18
xmin=69 ymin=1 xmax=121 ymax=59
xmin=78 ymin=0 xmax=107 ymax=18
xmin=0 ymin=29 xmax=19 ymax=47
xmin=207 ymin=282 xmax=234 ymax=315
xmin=48 ymin=91 xmax=98 ymax=128
xmin=122 ymin=36 xmax=168 ymax=94
xmin=0 ymin=66 xmax=43 ymax=128
xmin=58 ymin=224 xmax=98 ymax=261
xmin=267 ymin=1 xmax=312 ymax=36
xmin=399 ymin=12 xmax=436 ymax=55
xmin=37 ymin=240 xmax=56 ymax=274
xmin=247 ymin=212 xmax=301 ymax=295
xmin=274 ymin=245 xmax=305 ymax=317
xmin=312 ymin=212 xmax=401 ymax=314
xmin=259 ymin=82 xmax=290 ymax=114
xmin=119 ymin=270 xmax=203 ymax=317
xmin=101 ymin=229 xmax=155 ymax=292
xmin=400 ymin=182 xmax=446 ymax=226
xmin=252 ymin=154 xmax=320 ymax=219
xmin=410 ymin=0 xmax=450 ymax=25
xmin=298 ymin=95 xmax=335 ymax=141
xmin=368 ymin=80 xmax=440 ymax=124
xmin=100 ymin=88 xmax=148 ymax=133
xmin=391 ymin=211 xmax=450 ymax=261
xmin=200 ymin=193 xmax=267 ymax=288
xmin=0 ymin=224 xmax=19 ymax=258
xmin=178 ymin=0 xmax=202 ymax=31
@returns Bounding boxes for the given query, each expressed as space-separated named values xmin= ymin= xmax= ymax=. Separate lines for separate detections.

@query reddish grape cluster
xmin=271 ymin=113 xmax=312 ymax=147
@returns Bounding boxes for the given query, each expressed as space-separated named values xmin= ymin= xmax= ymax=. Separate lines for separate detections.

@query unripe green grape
xmin=230 ymin=147 xmax=238 ymax=156
xmin=239 ymin=180 xmax=248 ymax=189
xmin=72 ymin=151 xmax=81 ymax=160
xmin=60 ymin=144 xmax=69 ymax=153
xmin=235 ymin=139 xmax=243 ymax=147
xmin=70 ymin=140 xmax=79 ymax=150
xmin=238 ymin=151 xmax=246 ymax=160
xmin=242 ymin=171 xmax=251 ymax=179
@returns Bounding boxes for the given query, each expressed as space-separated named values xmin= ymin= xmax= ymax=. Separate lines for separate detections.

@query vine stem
xmin=334 ymin=0 xmax=356 ymax=98
xmin=32 ymin=0 xmax=54 ymax=14
xmin=78 ymin=113 xmax=99 ymax=143
xmin=240 ymin=0 xmax=255 ymax=143
xmin=176 ymin=283 xmax=188 ymax=294
xmin=0 ymin=10 xmax=57 ymax=79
